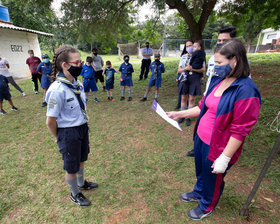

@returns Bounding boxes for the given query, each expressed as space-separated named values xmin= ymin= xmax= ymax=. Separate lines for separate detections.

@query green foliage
xmin=219 ymin=0 xmax=280 ymax=46
xmin=2 ymin=0 xmax=55 ymax=32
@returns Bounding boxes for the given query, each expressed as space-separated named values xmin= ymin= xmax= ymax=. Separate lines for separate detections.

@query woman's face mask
xmin=214 ymin=64 xmax=233 ymax=79
xmin=187 ymin=46 xmax=194 ymax=54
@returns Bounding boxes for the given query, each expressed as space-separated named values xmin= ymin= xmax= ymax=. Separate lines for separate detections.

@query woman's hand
xmin=166 ymin=111 xmax=182 ymax=120
xmin=186 ymin=65 xmax=192 ymax=71
xmin=211 ymin=153 xmax=231 ymax=174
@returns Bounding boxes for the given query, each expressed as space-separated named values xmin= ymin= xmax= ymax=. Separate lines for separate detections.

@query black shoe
xmin=41 ymin=102 xmax=47 ymax=107
xmin=11 ymin=106 xmax=18 ymax=111
xmin=188 ymin=206 xmax=212 ymax=221
xmin=70 ymin=192 xmax=91 ymax=206
xmin=0 ymin=109 xmax=7 ymax=115
xmin=128 ymin=97 xmax=132 ymax=101
xmin=174 ymin=105 xmax=180 ymax=110
xmin=140 ymin=97 xmax=147 ymax=102
xmin=186 ymin=118 xmax=191 ymax=126
xmin=120 ymin=96 xmax=125 ymax=101
xmin=78 ymin=180 xmax=98 ymax=190
xmin=178 ymin=118 xmax=185 ymax=123
xmin=186 ymin=149 xmax=195 ymax=157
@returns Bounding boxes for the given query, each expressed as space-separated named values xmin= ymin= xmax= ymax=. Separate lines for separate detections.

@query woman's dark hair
xmin=51 ymin=45 xmax=79 ymax=79
xmin=180 ymin=40 xmax=194 ymax=57
xmin=91 ymin=48 xmax=98 ymax=52
xmin=86 ymin=56 xmax=93 ymax=63
xmin=215 ymin=39 xmax=250 ymax=78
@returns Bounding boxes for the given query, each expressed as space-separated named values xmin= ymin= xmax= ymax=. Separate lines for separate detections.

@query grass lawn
xmin=0 ymin=53 xmax=279 ymax=223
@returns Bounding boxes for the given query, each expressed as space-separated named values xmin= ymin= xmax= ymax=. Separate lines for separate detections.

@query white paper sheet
xmin=152 ymin=100 xmax=183 ymax=131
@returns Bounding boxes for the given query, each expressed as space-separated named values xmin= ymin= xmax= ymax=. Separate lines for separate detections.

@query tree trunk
xmin=165 ymin=0 xmax=217 ymax=41
xmin=247 ymin=38 xmax=252 ymax=53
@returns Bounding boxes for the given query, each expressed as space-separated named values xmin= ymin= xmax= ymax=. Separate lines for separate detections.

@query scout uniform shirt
xmin=46 ymin=75 xmax=88 ymax=128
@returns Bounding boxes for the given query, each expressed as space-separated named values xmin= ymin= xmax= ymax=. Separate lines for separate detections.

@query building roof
xmin=0 ymin=20 xmax=53 ymax=37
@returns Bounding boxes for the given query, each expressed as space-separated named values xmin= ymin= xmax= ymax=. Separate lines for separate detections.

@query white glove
xmin=212 ymin=153 xmax=231 ymax=173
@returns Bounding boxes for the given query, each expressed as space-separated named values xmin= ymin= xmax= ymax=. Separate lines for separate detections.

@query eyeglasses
xmin=68 ymin=60 xmax=82 ymax=66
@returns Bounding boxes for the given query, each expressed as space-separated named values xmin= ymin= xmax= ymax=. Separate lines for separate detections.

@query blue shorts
xmin=120 ymin=75 xmax=133 ymax=87
xmin=41 ymin=74 xmax=51 ymax=89
xmin=84 ymin=79 xmax=98 ymax=92
xmin=0 ymin=90 xmax=11 ymax=101
xmin=148 ymin=76 xmax=162 ymax=87
xmin=57 ymin=123 xmax=90 ymax=174
xmin=105 ymin=81 xmax=114 ymax=90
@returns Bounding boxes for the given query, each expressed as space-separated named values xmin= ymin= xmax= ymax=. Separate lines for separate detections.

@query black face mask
xmin=124 ymin=59 xmax=129 ymax=63
xmin=68 ymin=65 xmax=83 ymax=78
xmin=155 ymin=59 xmax=160 ymax=63
xmin=93 ymin=53 xmax=98 ymax=56
xmin=146 ymin=45 xmax=149 ymax=48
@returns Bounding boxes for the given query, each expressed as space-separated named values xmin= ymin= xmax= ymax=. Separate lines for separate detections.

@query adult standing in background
xmin=26 ymin=50 xmax=42 ymax=94
xmin=0 ymin=56 xmax=26 ymax=96
xmin=204 ymin=26 xmax=236 ymax=95
xmin=139 ymin=42 xmax=153 ymax=81
xmin=91 ymin=48 xmax=105 ymax=91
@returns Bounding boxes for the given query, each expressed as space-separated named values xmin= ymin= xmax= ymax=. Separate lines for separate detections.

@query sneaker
xmin=22 ymin=92 xmax=27 ymax=96
xmin=41 ymin=102 xmax=47 ymax=107
xmin=120 ymin=96 xmax=125 ymax=101
xmin=188 ymin=206 xmax=212 ymax=221
xmin=0 ymin=109 xmax=7 ymax=115
xmin=94 ymin=98 xmax=99 ymax=102
xmin=178 ymin=118 xmax=185 ymax=123
xmin=11 ymin=106 xmax=18 ymax=111
xmin=186 ymin=149 xmax=195 ymax=157
xmin=180 ymin=192 xmax=200 ymax=202
xmin=186 ymin=118 xmax=191 ymax=126
xmin=140 ymin=97 xmax=147 ymax=102
xmin=107 ymin=97 xmax=110 ymax=101
xmin=111 ymin=97 xmax=115 ymax=101
xmin=70 ymin=192 xmax=91 ymax=206
xmin=78 ymin=180 xmax=98 ymax=190
xmin=174 ymin=105 xmax=180 ymax=110
xmin=35 ymin=91 xmax=38 ymax=94
xmin=128 ymin=97 xmax=132 ymax=101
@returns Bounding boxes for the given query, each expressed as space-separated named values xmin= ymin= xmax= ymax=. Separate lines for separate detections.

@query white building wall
xmin=261 ymin=28 xmax=280 ymax=45
xmin=0 ymin=28 xmax=42 ymax=78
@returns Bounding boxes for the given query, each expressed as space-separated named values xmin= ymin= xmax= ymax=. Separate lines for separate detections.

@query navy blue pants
xmin=192 ymin=135 xmax=233 ymax=212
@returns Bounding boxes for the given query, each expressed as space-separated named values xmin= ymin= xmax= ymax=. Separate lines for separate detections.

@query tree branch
xmin=198 ymin=0 xmax=217 ymax=31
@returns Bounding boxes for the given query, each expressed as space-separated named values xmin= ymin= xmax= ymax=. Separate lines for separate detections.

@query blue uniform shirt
xmin=36 ymin=62 xmax=52 ymax=76
xmin=150 ymin=61 xmax=165 ymax=79
xmin=119 ymin=63 xmax=134 ymax=78
xmin=45 ymin=77 xmax=88 ymax=128
xmin=80 ymin=64 xmax=95 ymax=79
xmin=0 ymin=75 xmax=9 ymax=92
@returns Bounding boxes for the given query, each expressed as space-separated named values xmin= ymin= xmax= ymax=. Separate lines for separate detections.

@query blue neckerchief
xmin=56 ymin=72 xmax=88 ymax=120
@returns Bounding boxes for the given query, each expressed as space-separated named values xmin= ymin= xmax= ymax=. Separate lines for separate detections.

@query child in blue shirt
xmin=36 ymin=54 xmax=52 ymax=107
xmin=140 ymin=54 xmax=165 ymax=102
xmin=80 ymin=57 xmax=99 ymax=102
xmin=119 ymin=55 xmax=134 ymax=101
xmin=103 ymin=61 xmax=117 ymax=101
xmin=0 ymin=74 xmax=18 ymax=114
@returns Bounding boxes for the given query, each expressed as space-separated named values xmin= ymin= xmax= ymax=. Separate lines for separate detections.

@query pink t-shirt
xmin=197 ymin=81 xmax=222 ymax=145
xmin=26 ymin=56 xmax=41 ymax=74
